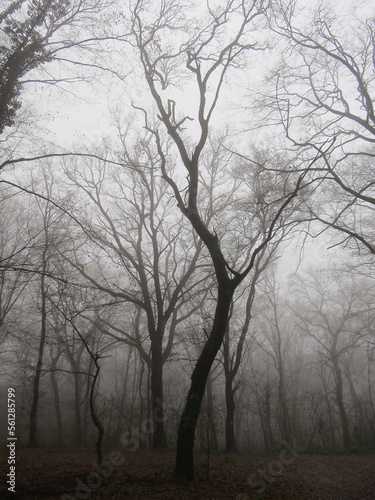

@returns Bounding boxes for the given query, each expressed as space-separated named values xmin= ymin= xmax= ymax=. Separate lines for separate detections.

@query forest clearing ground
xmin=1 ymin=447 xmax=375 ymax=499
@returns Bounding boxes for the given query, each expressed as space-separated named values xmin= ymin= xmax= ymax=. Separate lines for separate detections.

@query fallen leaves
xmin=0 ymin=447 xmax=374 ymax=499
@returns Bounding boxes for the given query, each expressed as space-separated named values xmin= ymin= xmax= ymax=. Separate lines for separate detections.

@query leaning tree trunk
xmin=174 ymin=283 xmax=234 ymax=479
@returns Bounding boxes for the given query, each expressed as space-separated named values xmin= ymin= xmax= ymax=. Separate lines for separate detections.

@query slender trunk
xmin=321 ymin=363 xmax=337 ymax=449
xmin=90 ymin=364 xmax=104 ymax=469
xmin=138 ymin=356 xmax=145 ymax=441
xmin=82 ymin=378 xmax=91 ymax=447
xmin=147 ymin=363 xmax=152 ymax=447
xmin=73 ymin=368 xmax=83 ymax=446
xmin=346 ymin=368 xmax=366 ymax=445
xmin=29 ymin=271 xmax=47 ymax=447
xmin=264 ymin=383 xmax=275 ymax=450
xmin=318 ymin=422 xmax=327 ymax=448
xmin=114 ymin=382 xmax=127 ymax=444
xmin=206 ymin=372 xmax=218 ymax=452
xmin=253 ymin=377 xmax=271 ymax=451
xmin=234 ymin=387 xmax=244 ymax=450
xmin=278 ymin=365 xmax=291 ymax=443
xmin=223 ymin=315 xmax=237 ymax=453
xmin=225 ymin=374 xmax=237 ymax=452
xmin=50 ymin=350 xmax=64 ymax=447
xmin=224 ymin=272 xmax=258 ymax=452
xmin=129 ymin=352 xmax=139 ymax=438
xmin=151 ymin=335 xmax=168 ymax=448
xmin=174 ymin=283 xmax=234 ymax=480
xmin=113 ymin=348 xmax=132 ymax=446
xmin=367 ymin=349 xmax=375 ymax=440
xmin=332 ymin=357 xmax=350 ymax=450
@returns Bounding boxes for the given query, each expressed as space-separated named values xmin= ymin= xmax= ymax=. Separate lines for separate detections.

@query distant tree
xmin=254 ymin=274 xmax=298 ymax=444
xmin=222 ymin=148 xmax=298 ymax=452
xmin=291 ymin=267 xmax=374 ymax=450
xmin=52 ymin=292 xmax=113 ymax=469
xmin=64 ymin=147 xmax=205 ymax=449
xmin=47 ymin=339 xmax=64 ymax=446
xmin=0 ymin=190 xmax=33 ymax=345
xmin=28 ymin=169 xmax=66 ymax=447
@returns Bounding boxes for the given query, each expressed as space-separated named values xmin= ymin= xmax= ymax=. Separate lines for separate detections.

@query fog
xmin=0 ymin=0 xmax=374 ymax=496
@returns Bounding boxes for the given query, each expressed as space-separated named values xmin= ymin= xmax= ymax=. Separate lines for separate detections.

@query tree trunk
xmin=225 ymin=374 xmax=237 ymax=452
xmin=29 ymin=271 xmax=47 ymax=447
xmin=320 ymin=362 xmax=337 ymax=449
xmin=174 ymin=284 xmax=234 ymax=480
xmin=278 ymin=366 xmax=291 ymax=443
xmin=206 ymin=372 xmax=218 ymax=452
xmin=264 ymin=383 xmax=275 ymax=451
xmin=151 ymin=335 xmax=168 ymax=448
xmin=332 ymin=358 xmax=350 ymax=450
xmin=89 ymin=363 xmax=104 ymax=469
xmin=113 ymin=348 xmax=133 ymax=446
xmin=50 ymin=349 xmax=64 ymax=447
xmin=366 ymin=349 xmax=375 ymax=441
xmin=346 ymin=367 xmax=366 ymax=445
xmin=73 ymin=368 xmax=83 ymax=446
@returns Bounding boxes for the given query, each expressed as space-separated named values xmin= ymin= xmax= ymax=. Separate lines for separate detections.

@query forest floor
xmin=1 ymin=446 xmax=375 ymax=499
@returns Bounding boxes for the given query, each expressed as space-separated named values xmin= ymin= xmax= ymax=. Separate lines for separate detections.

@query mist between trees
xmin=0 ymin=0 xmax=375 ymax=482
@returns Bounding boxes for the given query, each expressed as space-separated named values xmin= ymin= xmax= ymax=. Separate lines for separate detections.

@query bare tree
xmin=27 ymin=169 xmax=69 ymax=447
xmin=221 ymin=147 xmax=300 ymax=451
xmin=254 ymin=274 xmax=297 ymax=444
xmin=63 ymin=147 xmax=206 ymax=448
xmin=130 ymin=0 xmax=318 ymax=479
xmin=0 ymin=190 xmax=33 ymax=346
xmin=269 ymin=1 xmax=375 ymax=256
xmin=291 ymin=267 xmax=374 ymax=450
